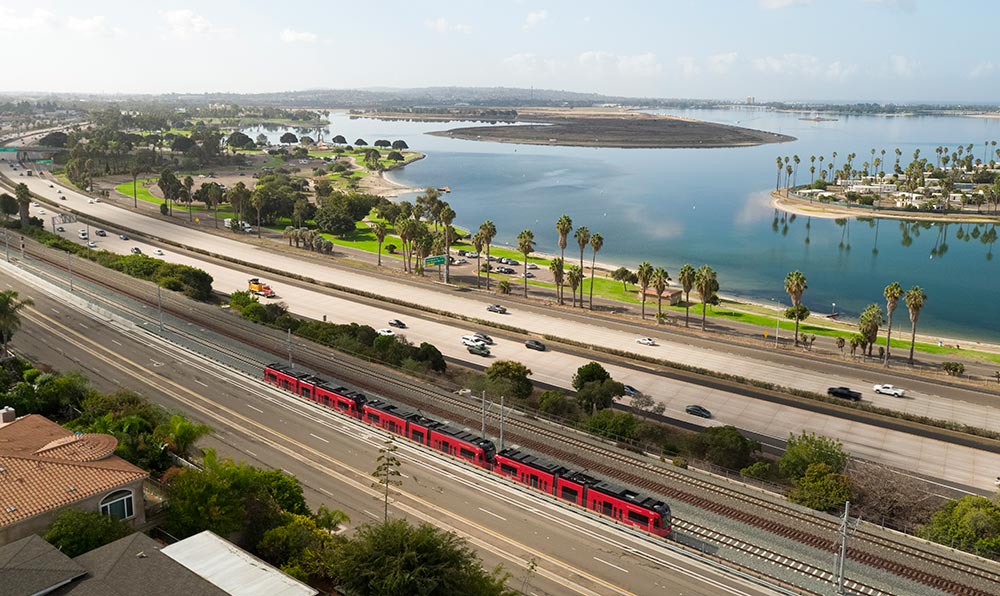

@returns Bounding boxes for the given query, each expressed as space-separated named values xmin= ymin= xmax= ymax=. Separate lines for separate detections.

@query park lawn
xmin=115 ymin=179 xmax=162 ymax=205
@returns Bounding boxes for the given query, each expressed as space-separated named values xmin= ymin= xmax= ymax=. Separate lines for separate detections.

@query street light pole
xmin=832 ymin=302 xmax=837 ymax=317
xmin=67 ymin=252 xmax=72 ymax=292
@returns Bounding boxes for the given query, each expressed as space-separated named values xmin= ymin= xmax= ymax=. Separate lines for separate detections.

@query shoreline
xmin=771 ymin=191 xmax=1000 ymax=223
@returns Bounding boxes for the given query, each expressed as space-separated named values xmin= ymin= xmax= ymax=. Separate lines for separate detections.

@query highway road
xmin=6 ymin=162 xmax=1000 ymax=491
xmin=4 ymin=268 xmax=785 ymax=596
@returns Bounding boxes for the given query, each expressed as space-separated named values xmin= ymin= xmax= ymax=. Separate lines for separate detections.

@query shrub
xmin=942 ymin=361 xmax=965 ymax=376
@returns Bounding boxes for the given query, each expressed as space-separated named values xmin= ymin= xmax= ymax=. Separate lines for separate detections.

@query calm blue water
xmin=244 ymin=110 xmax=1000 ymax=343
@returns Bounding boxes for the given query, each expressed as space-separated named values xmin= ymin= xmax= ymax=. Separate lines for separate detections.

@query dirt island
xmin=423 ymin=106 xmax=796 ymax=149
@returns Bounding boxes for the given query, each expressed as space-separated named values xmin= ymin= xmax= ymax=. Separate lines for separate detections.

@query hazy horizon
xmin=2 ymin=0 xmax=999 ymax=103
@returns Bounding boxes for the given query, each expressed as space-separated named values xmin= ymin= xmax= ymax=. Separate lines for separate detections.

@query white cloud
xmin=0 ymin=8 xmax=54 ymax=32
xmin=502 ymin=52 xmax=561 ymax=75
xmin=970 ymin=62 xmax=996 ymax=78
xmin=280 ymin=28 xmax=317 ymax=43
xmin=676 ymin=57 xmax=699 ymax=79
xmin=825 ymin=61 xmax=857 ymax=81
xmin=752 ymin=53 xmax=857 ymax=81
xmin=863 ymin=0 xmax=916 ymax=12
xmin=66 ymin=15 xmax=111 ymax=36
xmin=523 ymin=10 xmax=547 ymax=30
xmin=759 ymin=0 xmax=813 ymax=8
xmin=890 ymin=54 xmax=915 ymax=77
xmin=424 ymin=18 xmax=471 ymax=34
xmin=708 ymin=52 xmax=738 ymax=75
xmin=160 ymin=9 xmax=224 ymax=39
xmin=578 ymin=51 xmax=662 ymax=78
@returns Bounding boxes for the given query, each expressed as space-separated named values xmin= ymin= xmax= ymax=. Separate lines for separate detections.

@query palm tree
xmin=775 ymin=156 xmax=783 ymax=191
xmin=161 ymin=415 xmax=211 ymax=457
xmin=394 ymin=216 xmax=412 ymax=272
xmin=129 ymin=159 xmax=146 ymax=209
xmin=694 ymin=265 xmax=718 ymax=332
xmin=574 ymin=226 xmax=590 ymax=292
xmin=677 ymin=264 xmax=695 ymax=328
xmin=370 ymin=221 xmax=387 ymax=266
xmin=651 ymin=267 xmax=670 ymax=323
xmin=0 ymin=290 xmax=33 ymax=356
xmin=783 ymin=270 xmax=808 ymax=345
xmin=588 ymin=233 xmax=603 ymax=310
xmin=516 ymin=229 xmax=535 ymax=298
xmin=883 ymin=281 xmax=902 ymax=365
xmin=636 ymin=261 xmax=653 ymax=319
xmin=14 ymin=183 xmax=30 ymax=228
xmin=479 ymin=220 xmax=496 ymax=290
xmin=472 ymin=231 xmax=486 ymax=288
xmin=566 ymin=265 xmax=583 ymax=307
xmin=440 ymin=204 xmax=455 ymax=283
xmin=549 ymin=257 xmax=565 ymax=304
xmin=555 ymin=214 xmax=573 ymax=303
xmin=904 ymin=286 xmax=927 ymax=364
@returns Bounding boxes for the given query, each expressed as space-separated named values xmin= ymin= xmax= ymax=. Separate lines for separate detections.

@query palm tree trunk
xmin=684 ymin=292 xmax=690 ymax=327
xmin=377 ymin=241 xmax=382 ymax=266
xmin=701 ymin=303 xmax=707 ymax=331
xmin=656 ymin=296 xmax=662 ymax=323
xmin=475 ymin=256 xmax=481 ymax=288
xmin=589 ymin=253 xmax=598 ymax=309
xmin=908 ymin=322 xmax=917 ymax=363
xmin=884 ymin=315 xmax=893 ymax=365
xmin=794 ymin=319 xmax=800 ymax=345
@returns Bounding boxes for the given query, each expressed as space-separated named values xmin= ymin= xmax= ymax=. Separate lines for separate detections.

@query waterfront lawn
xmin=115 ymin=178 xmax=162 ymax=205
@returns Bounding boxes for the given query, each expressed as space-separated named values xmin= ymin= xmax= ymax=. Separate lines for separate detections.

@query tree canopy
xmin=779 ymin=431 xmax=849 ymax=481
xmin=572 ymin=361 xmax=611 ymax=391
xmin=483 ymin=360 xmax=533 ymax=399
xmin=44 ymin=508 xmax=132 ymax=557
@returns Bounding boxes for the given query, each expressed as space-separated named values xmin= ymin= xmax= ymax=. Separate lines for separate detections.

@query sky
xmin=2 ymin=0 xmax=999 ymax=103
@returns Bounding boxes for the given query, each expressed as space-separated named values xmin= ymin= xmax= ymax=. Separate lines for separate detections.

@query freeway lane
xmin=8 ymin=167 xmax=1000 ymax=490
xmin=4 ymin=269 xmax=784 ymax=596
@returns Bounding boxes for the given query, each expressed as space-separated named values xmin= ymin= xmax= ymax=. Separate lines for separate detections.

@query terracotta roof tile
xmin=0 ymin=415 xmax=148 ymax=527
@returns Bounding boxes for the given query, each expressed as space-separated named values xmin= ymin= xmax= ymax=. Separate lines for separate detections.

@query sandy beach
xmin=772 ymin=191 xmax=1000 ymax=223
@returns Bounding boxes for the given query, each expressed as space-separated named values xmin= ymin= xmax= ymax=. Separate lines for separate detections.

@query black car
xmin=130 ymin=247 xmax=142 ymax=254
xmin=827 ymin=387 xmax=862 ymax=401
xmin=388 ymin=319 xmax=406 ymax=328
xmin=525 ymin=339 xmax=546 ymax=351
xmin=119 ymin=234 xmax=129 ymax=240
xmin=95 ymin=230 xmax=106 ymax=237
xmin=473 ymin=332 xmax=494 ymax=345
xmin=622 ymin=384 xmax=640 ymax=397
xmin=685 ymin=405 xmax=712 ymax=418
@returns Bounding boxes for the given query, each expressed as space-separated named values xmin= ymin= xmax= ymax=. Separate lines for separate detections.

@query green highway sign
xmin=424 ymin=255 xmax=446 ymax=266
xmin=0 ymin=147 xmax=18 ymax=152
xmin=35 ymin=159 xmax=52 ymax=164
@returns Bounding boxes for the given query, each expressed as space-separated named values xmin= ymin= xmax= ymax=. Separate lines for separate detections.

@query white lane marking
xmin=478 ymin=507 xmax=507 ymax=521
xmin=363 ymin=510 xmax=379 ymax=519
xmin=310 ymin=433 xmax=329 ymax=443
xmin=79 ymin=323 xmax=88 ymax=329
xmin=111 ymin=339 xmax=122 ymax=346
xmin=245 ymin=450 xmax=257 ymax=457
xmin=194 ymin=379 xmax=208 ymax=387
xmin=247 ymin=404 xmax=263 ymax=413
xmin=593 ymin=557 xmax=628 ymax=573
xmin=317 ymin=487 xmax=334 ymax=497
xmin=51 ymin=309 xmax=60 ymax=314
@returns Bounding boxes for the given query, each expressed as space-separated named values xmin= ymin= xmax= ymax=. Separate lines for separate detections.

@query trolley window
xmin=411 ymin=430 xmax=425 ymax=443
xmin=459 ymin=447 xmax=476 ymax=460
xmin=559 ymin=486 xmax=578 ymax=502
xmin=499 ymin=462 xmax=518 ymax=476
xmin=627 ymin=510 xmax=649 ymax=526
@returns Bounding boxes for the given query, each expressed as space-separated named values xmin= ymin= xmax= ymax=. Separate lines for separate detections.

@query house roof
xmin=162 ymin=531 xmax=318 ymax=596
xmin=52 ymin=533 xmax=229 ymax=596
xmin=0 ymin=415 xmax=148 ymax=527
xmin=0 ymin=534 xmax=87 ymax=596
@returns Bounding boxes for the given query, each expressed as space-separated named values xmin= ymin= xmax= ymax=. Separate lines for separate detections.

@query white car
xmin=376 ymin=328 xmax=395 ymax=336
xmin=526 ymin=263 xmax=538 ymax=270
xmin=461 ymin=335 xmax=486 ymax=348
xmin=153 ymin=249 xmax=164 ymax=256
xmin=453 ymin=258 xmax=467 ymax=265
xmin=636 ymin=337 xmax=657 ymax=346
xmin=873 ymin=384 xmax=905 ymax=397
xmin=86 ymin=241 xmax=96 ymax=248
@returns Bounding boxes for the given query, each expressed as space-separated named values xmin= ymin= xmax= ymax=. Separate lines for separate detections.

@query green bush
xmin=942 ymin=361 xmax=965 ymax=376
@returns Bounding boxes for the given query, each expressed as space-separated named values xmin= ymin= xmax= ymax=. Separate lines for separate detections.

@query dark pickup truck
xmin=827 ymin=386 xmax=862 ymax=401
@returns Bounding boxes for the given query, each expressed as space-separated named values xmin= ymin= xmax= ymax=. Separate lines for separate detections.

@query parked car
xmin=130 ymin=247 xmax=142 ymax=254
xmin=487 ymin=304 xmax=507 ymax=314
xmin=56 ymin=226 xmax=65 ymax=232
xmin=636 ymin=337 xmax=656 ymax=346
xmin=376 ymin=328 xmax=395 ymax=336
xmin=456 ymin=249 xmax=468 ymax=256
xmin=525 ymin=339 xmax=546 ymax=351
xmin=454 ymin=258 xmax=467 ymax=265
xmin=827 ymin=387 xmax=862 ymax=401
xmin=526 ymin=263 xmax=538 ymax=270
xmin=466 ymin=251 xmax=479 ymax=259
xmin=520 ymin=272 xmax=534 ymax=278
xmin=473 ymin=332 xmax=494 ymax=345
xmin=388 ymin=319 xmax=406 ymax=328
xmin=86 ymin=241 xmax=96 ymax=248
xmin=496 ymin=266 xmax=515 ymax=274
xmin=467 ymin=343 xmax=491 ymax=357
xmin=685 ymin=405 xmax=712 ymax=419
xmin=873 ymin=384 xmax=905 ymax=397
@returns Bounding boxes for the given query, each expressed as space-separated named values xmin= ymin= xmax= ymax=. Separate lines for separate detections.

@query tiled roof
xmin=0 ymin=534 xmax=87 ymax=596
xmin=0 ymin=415 xmax=148 ymax=527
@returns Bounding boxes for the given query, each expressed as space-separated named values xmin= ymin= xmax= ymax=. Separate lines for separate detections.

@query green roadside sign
xmin=424 ymin=255 xmax=446 ymax=266
xmin=35 ymin=159 xmax=52 ymax=164
xmin=0 ymin=147 xmax=18 ymax=152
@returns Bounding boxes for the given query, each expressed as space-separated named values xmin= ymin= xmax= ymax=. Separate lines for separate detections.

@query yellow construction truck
xmin=248 ymin=278 xmax=277 ymax=298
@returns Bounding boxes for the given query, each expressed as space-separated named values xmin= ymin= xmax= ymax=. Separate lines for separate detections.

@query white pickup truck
xmin=873 ymin=383 xmax=905 ymax=397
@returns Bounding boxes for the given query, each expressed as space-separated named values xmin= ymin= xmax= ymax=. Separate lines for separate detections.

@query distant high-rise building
xmin=746 ymin=96 xmax=755 ymax=105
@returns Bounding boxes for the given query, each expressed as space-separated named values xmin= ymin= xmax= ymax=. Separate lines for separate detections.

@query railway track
xmin=15 ymin=244 xmax=1000 ymax=596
